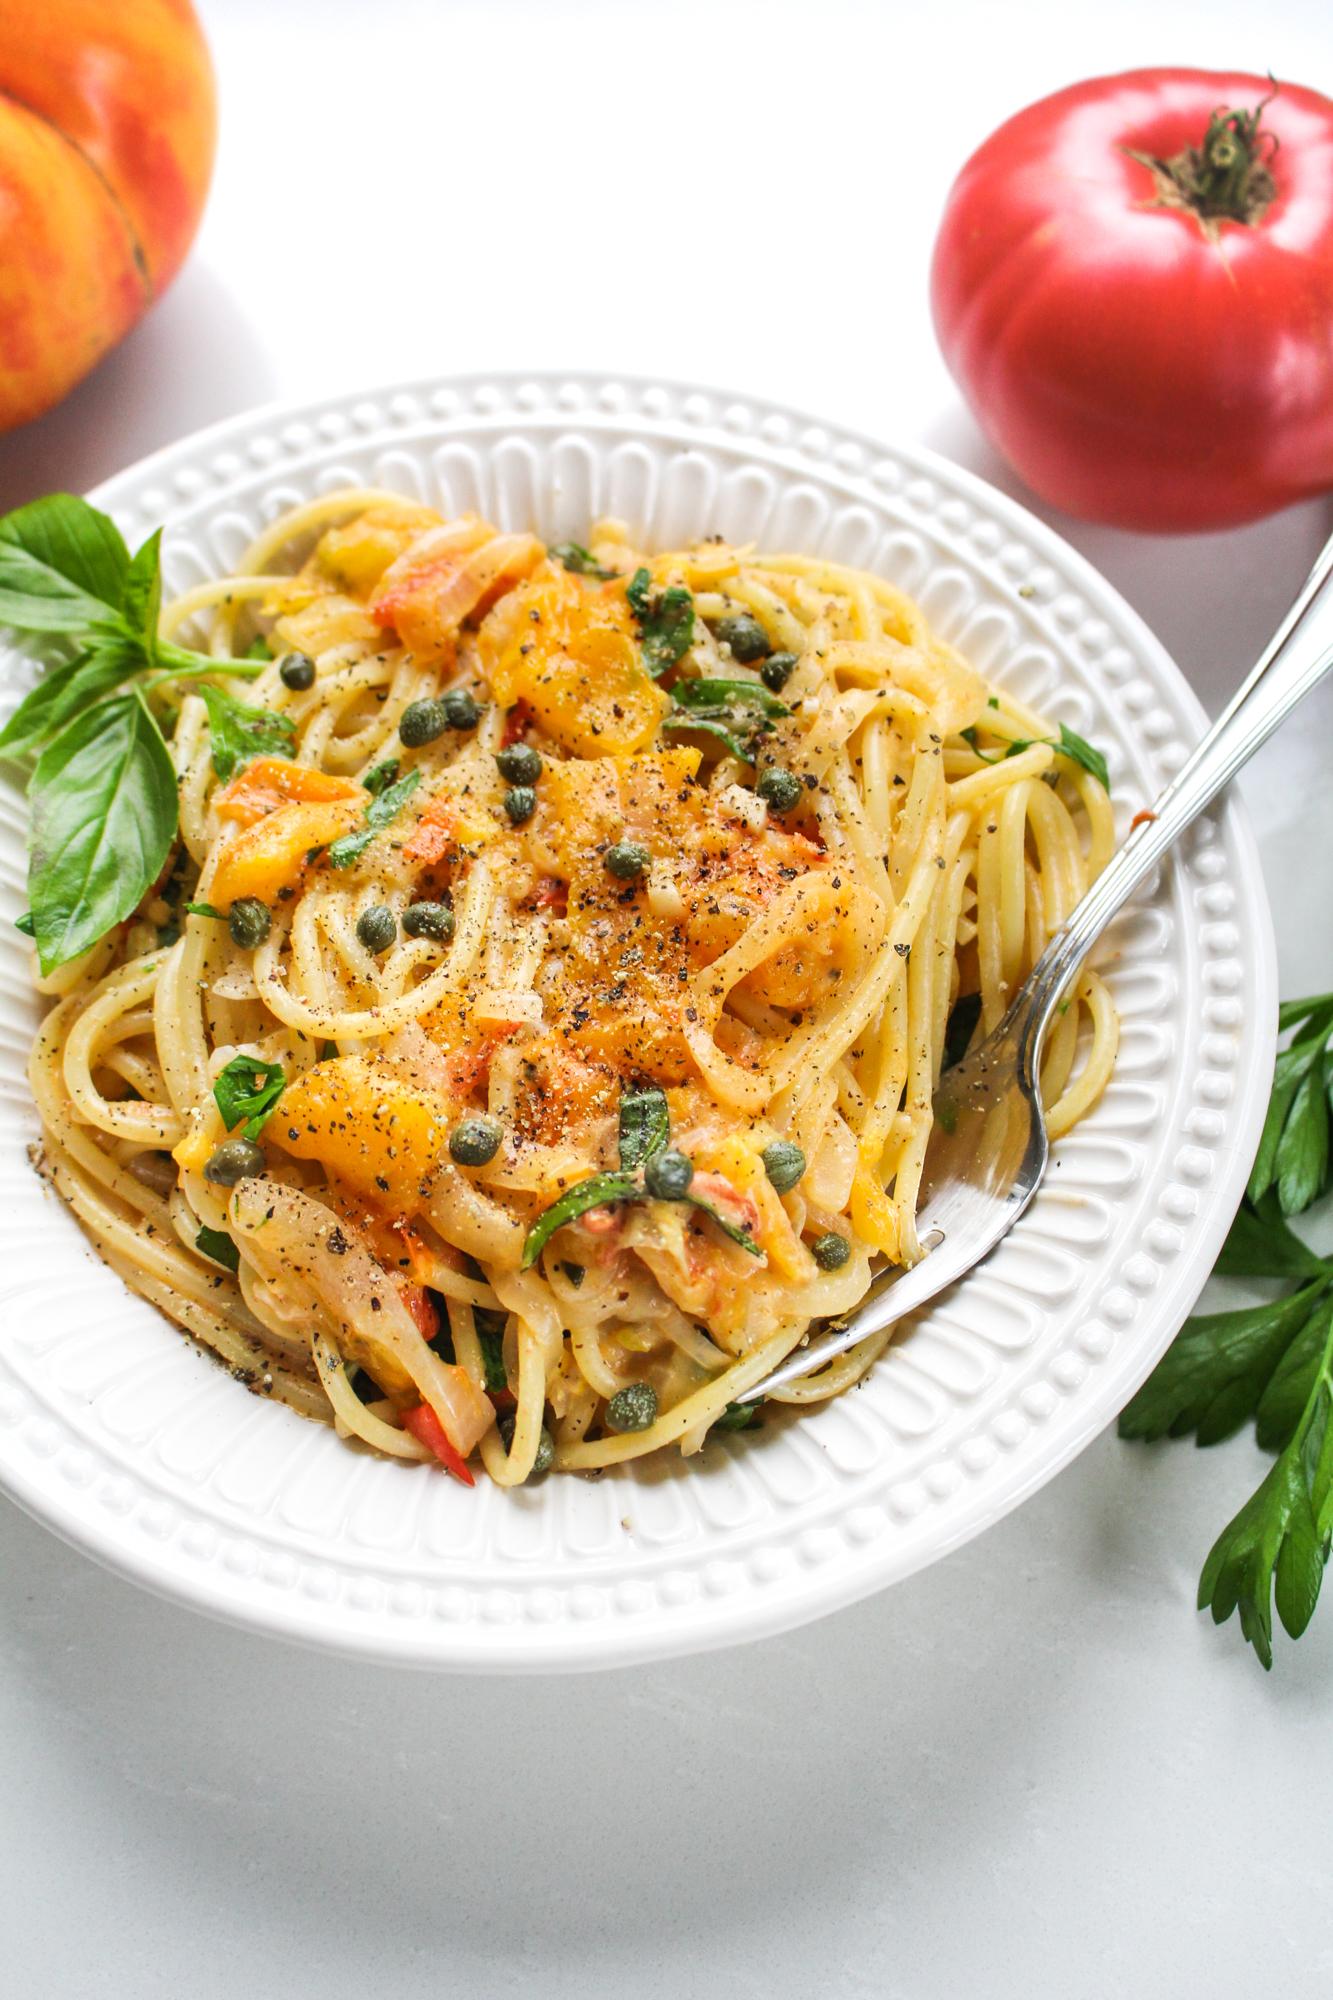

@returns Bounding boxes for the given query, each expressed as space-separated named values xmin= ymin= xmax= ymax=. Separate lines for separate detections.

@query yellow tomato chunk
xmin=278 ymin=1056 xmax=452 ymax=1210
xmin=489 ymin=566 xmax=668 ymax=756
xmin=211 ymin=798 xmax=364 ymax=909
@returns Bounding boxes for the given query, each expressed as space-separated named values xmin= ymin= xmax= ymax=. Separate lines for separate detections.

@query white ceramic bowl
xmin=0 ymin=373 xmax=1277 ymax=1671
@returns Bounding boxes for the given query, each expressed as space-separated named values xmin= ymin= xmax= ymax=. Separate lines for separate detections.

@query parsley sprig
xmin=0 ymin=494 xmax=266 ymax=973
xmin=960 ymin=718 xmax=1110 ymax=791
xmin=1120 ymin=993 xmax=1333 ymax=1667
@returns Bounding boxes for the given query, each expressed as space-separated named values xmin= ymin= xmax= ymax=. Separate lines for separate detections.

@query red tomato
xmin=930 ymin=71 xmax=1333 ymax=531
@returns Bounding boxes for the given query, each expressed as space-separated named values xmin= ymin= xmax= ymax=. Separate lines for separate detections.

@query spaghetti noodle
xmin=27 ymin=492 xmax=1119 ymax=1482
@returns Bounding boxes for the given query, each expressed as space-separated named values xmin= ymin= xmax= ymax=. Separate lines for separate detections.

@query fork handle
xmin=1017 ymin=525 xmax=1333 ymax=1070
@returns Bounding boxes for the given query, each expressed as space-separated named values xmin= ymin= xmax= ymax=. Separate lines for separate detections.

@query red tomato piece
xmin=501 ymin=699 xmax=534 ymax=748
xmin=930 ymin=71 xmax=1333 ymax=530
xmin=394 ymin=1280 xmax=439 ymax=1344
xmin=403 ymin=1402 xmax=475 ymax=1485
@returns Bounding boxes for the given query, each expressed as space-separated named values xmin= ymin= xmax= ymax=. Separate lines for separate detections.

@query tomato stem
xmin=1125 ymin=76 xmax=1280 ymax=239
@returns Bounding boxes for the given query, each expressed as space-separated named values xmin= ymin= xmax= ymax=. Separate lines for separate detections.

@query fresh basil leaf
xmin=244 ymin=635 xmax=272 ymax=661
xmin=200 ymin=684 xmax=297 ymax=782
xmin=1215 ymin=1192 xmax=1329 ymax=1279
xmin=120 ymin=527 xmax=163 ymax=657
xmin=959 ymin=726 xmax=979 ymax=750
xmin=363 ymin=758 xmax=400 ymax=796
xmin=1055 ymin=723 xmax=1110 ymax=792
xmin=0 ymin=494 xmax=130 ymax=631
xmin=681 ymin=1190 xmax=765 ymax=1256
xmin=660 ymin=715 xmax=753 ymax=763
xmin=195 ymin=1224 xmax=240 ymax=1274
xmin=328 ymin=766 xmax=422 ymax=869
xmin=673 ymin=678 xmax=789 ymax=717
xmin=213 ymin=1054 xmax=286 ymax=1141
xmin=1117 ymin=1278 xmax=1328 ymax=1446
xmin=1004 ymin=738 xmax=1035 ymax=759
xmin=627 ymin=567 xmax=695 ymax=677
xmin=0 ymin=635 xmax=148 ymax=758
xmin=549 ymin=541 xmax=614 ymax=579
xmin=521 ymin=1170 xmax=640 ymax=1270
xmin=618 ymin=1088 xmax=670 ymax=1170
xmin=14 ymin=911 xmax=34 ymax=936
xmin=27 ymin=688 xmax=177 ymax=973
xmin=184 ymin=902 xmax=225 ymax=920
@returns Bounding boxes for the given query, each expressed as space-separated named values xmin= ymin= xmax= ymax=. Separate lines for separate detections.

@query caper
xmin=811 ymin=1231 xmax=851 ymax=1271
xmin=605 ymin=1382 xmax=659 ymax=1433
xmin=399 ymin=698 xmax=449 ymax=747
xmin=227 ymin=896 xmax=271 ymax=950
xmin=356 ymin=904 xmax=397 ymax=953
xmin=441 ymin=686 xmax=481 ymax=730
xmin=203 ymin=1135 xmax=265 ymax=1186
xmin=760 ymin=650 xmax=799 ymax=692
xmin=278 ymin=651 xmax=316 ymax=691
xmin=497 ymin=1414 xmax=555 ymax=1478
xmin=503 ymin=785 xmax=538 ymax=825
xmin=402 ymin=901 xmax=455 ymax=943
xmin=496 ymin=743 xmax=542 ymax=785
xmin=449 ymin=1115 xmax=503 ymax=1166
xmin=604 ymin=840 xmax=652 ymax=880
xmin=714 ymin=613 xmax=771 ymax=663
xmin=756 ymin=766 xmax=803 ymax=814
xmin=761 ymin=1139 xmax=807 ymax=1194
xmin=644 ymin=1149 xmax=694 ymax=1199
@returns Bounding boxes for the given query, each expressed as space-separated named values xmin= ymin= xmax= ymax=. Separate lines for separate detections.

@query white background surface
xmin=3 ymin=2 xmax=1333 ymax=1993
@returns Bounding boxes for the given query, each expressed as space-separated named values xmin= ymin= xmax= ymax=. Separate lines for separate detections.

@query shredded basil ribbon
xmin=521 ymin=1086 xmax=763 ymax=1269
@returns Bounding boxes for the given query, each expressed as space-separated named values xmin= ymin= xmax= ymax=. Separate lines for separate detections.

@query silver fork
xmin=740 ymin=528 xmax=1333 ymax=1405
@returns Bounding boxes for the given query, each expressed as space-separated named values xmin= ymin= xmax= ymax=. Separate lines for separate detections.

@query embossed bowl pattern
xmin=0 ymin=375 xmax=1277 ymax=1670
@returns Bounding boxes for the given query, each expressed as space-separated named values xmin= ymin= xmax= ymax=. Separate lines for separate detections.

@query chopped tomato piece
xmin=501 ymin=699 xmax=534 ymax=748
xmin=394 ymin=1280 xmax=439 ymax=1344
xmin=531 ymin=877 xmax=567 ymax=912
xmin=215 ymin=757 xmax=364 ymax=828
xmin=402 ymin=795 xmax=459 ymax=867
xmin=440 ymin=1031 xmax=512 ymax=1097
xmin=404 ymin=1402 xmax=476 ymax=1485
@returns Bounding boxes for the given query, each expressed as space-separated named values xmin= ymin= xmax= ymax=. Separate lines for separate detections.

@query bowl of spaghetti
xmin=0 ymin=376 xmax=1275 ymax=1668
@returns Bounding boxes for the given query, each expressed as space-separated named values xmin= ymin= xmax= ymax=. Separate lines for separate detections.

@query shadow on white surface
xmin=923 ymin=405 xmax=1333 ymax=716
xmin=3 ymin=1425 xmax=1332 ymax=1999
xmin=0 ymin=261 xmax=276 ymax=516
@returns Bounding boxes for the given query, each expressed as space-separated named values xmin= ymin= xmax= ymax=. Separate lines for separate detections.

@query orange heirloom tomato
xmin=0 ymin=1 xmax=216 ymax=432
